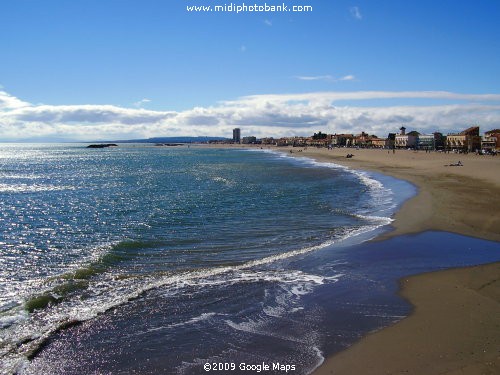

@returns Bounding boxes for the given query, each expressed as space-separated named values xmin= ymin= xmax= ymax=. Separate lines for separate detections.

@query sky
xmin=1 ymin=0 xmax=500 ymax=141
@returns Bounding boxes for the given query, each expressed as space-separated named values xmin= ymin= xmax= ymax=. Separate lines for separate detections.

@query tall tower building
xmin=233 ymin=128 xmax=241 ymax=143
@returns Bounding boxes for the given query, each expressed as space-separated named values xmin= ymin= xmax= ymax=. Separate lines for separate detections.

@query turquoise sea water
xmin=4 ymin=144 xmax=496 ymax=374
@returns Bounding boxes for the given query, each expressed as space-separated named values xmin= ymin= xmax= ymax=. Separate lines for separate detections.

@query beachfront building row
xmin=379 ymin=126 xmax=494 ymax=152
xmin=317 ymin=129 xmax=445 ymax=150
xmin=234 ymin=126 xmax=499 ymax=152
xmin=393 ymin=127 xmax=446 ymax=150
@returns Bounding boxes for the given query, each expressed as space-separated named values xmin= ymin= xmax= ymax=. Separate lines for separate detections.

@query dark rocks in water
xmin=86 ymin=144 xmax=118 ymax=148
xmin=155 ymin=143 xmax=183 ymax=147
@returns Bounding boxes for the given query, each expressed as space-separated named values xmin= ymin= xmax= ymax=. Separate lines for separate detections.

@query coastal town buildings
xmin=270 ymin=136 xmax=309 ymax=147
xmin=481 ymin=135 xmax=497 ymax=153
xmin=371 ymin=138 xmax=389 ymax=148
xmin=331 ymin=134 xmax=355 ymax=147
xmin=351 ymin=132 xmax=381 ymax=148
xmin=241 ymin=136 xmax=257 ymax=144
xmin=434 ymin=132 xmax=445 ymax=149
xmin=307 ymin=132 xmax=331 ymax=147
xmin=229 ymin=125 xmax=495 ymax=153
xmin=484 ymin=129 xmax=500 ymax=151
xmin=371 ymin=136 xmax=394 ymax=148
xmin=292 ymin=137 xmax=308 ymax=147
xmin=260 ymin=137 xmax=276 ymax=145
xmin=416 ymin=132 xmax=444 ymax=150
xmin=395 ymin=127 xmax=418 ymax=149
xmin=416 ymin=134 xmax=434 ymax=150
xmin=445 ymin=126 xmax=481 ymax=152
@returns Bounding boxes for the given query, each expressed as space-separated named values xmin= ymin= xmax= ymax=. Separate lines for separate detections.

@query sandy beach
xmin=270 ymin=147 xmax=500 ymax=375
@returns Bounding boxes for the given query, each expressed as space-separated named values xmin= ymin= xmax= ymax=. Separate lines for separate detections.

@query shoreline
xmin=217 ymin=144 xmax=500 ymax=375
xmin=272 ymin=146 xmax=500 ymax=375
xmin=202 ymin=144 xmax=500 ymax=240
xmin=9 ymin=145 xmax=500 ymax=375
xmin=270 ymin=146 xmax=500 ymax=242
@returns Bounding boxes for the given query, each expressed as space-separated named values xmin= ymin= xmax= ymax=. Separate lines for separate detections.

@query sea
xmin=1 ymin=144 xmax=499 ymax=375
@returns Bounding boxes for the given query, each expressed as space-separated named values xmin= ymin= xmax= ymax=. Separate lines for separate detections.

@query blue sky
xmin=1 ymin=0 xmax=500 ymax=140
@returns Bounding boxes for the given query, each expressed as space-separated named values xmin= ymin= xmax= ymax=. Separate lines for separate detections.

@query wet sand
xmin=314 ymin=262 xmax=500 ymax=375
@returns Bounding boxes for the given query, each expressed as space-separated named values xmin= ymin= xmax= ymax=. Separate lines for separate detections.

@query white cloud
xmin=295 ymin=75 xmax=335 ymax=81
xmin=1 ymin=90 xmax=500 ymax=141
xmin=340 ymin=75 xmax=356 ymax=81
xmin=133 ymin=98 xmax=151 ymax=108
xmin=0 ymin=90 xmax=30 ymax=110
xmin=350 ymin=6 xmax=363 ymax=20
xmin=295 ymin=74 xmax=357 ymax=82
xmin=264 ymin=19 xmax=272 ymax=26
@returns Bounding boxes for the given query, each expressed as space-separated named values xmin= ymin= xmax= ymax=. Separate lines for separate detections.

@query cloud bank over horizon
xmin=1 ymin=90 xmax=500 ymax=141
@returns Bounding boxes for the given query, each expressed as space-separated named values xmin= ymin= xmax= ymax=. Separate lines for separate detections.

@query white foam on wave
xmin=5 ymin=250 xmax=363 ymax=372
xmin=0 ymin=311 xmax=28 ymax=330
xmin=51 ymin=196 xmax=381 ymax=341
xmin=211 ymin=176 xmax=234 ymax=186
xmin=0 ymin=174 xmax=42 ymax=180
xmin=354 ymin=214 xmax=393 ymax=226
xmin=308 ymin=346 xmax=325 ymax=374
xmin=2 ymin=251 xmax=344 ymax=374
xmin=0 ymin=241 xmax=118 ymax=322
xmin=221 ymin=268 xmax=342 ymax=356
